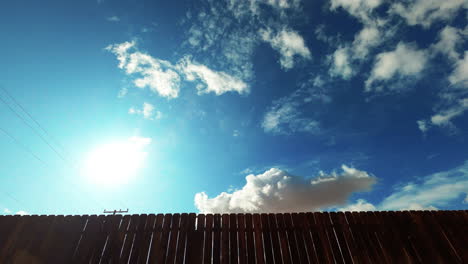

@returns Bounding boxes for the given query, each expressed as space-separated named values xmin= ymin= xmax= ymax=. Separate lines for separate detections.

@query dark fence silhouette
xmin=0 ymin=211 xmax=467 ymax=263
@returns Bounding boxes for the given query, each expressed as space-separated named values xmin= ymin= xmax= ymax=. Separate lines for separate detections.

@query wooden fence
xmin=0 ymin=211 xmax=467 ymax=263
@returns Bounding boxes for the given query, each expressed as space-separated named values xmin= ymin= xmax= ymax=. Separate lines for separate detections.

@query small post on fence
xmin=103 ymin=209 xmax=129 ymax=215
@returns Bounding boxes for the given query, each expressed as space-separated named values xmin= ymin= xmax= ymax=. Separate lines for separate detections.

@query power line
xmin=0 ymin=95 xmax=72 ymax=167
xmin=0 ymin=126 xmax=48 ymax=166
xmin=0 ymin=86 xmax=70 ymax=158
xmin=0 ymin=87 xmax=127 ymax=211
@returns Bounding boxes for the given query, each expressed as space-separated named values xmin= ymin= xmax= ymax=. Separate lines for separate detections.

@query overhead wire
xmin=0 ymin=86 xmax=128 ymax=212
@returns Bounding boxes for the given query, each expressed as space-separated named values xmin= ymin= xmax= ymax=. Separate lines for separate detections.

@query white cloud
xmin=449 ymin=51 xmax=468 ymax=88
xmin=329 ymin=47 xmax=353 ymax=79
xmin=107 ymin=16 xmax=120 ymax=22
xmin=417 ymin=120 xmax=429 ymax=133
xmin=195 ymin=165 xmax=376 ymax=213
xmin=128 ymin=102 xmax=162 ymax=120
xmin=107 ymin=41 xmax=249 ymax=97
xmin=379 ymin=161 xmax=468 ymax=210
xmin=338 ymin=199 xmax=376 ymax=212
xmin=366 ymin=42 xmax=428 ymax=92
xmin=430 ymin=98 xmax=468 ymax=127
xmin=352 ymin=26 xmax=382 ymax=59
xmin=390 ymin=0 xmax=467 ymax=28
xmin=117 ymin=87 xmax=128 ymax=98
xmin=431 ymin=26 xmax=464 ymax=62
xmin=15 ymin=211 xmax=28 ymax=215
xmin=128 ymin=136 xmax=152 ymax=147
xmin=106 ymin=41 xmax=181 ymax=98
xmin=330 ymin=0 xmax=383 ymax=23
xmin=262 ymin=100 xmax=319 ymax=134
xmin=260 ymin=27 xmax=311 ymax=69
xmin=262 ymin=76 xmax=330 ymax=134
xmin=177 ymin=57 xmax=249 ymax=95
xmin=3 ymin=208 xmax=12 ymax=214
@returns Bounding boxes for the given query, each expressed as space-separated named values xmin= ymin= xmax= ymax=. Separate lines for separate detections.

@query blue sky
xmin=0 ymin=0 xmax=467 ymax=215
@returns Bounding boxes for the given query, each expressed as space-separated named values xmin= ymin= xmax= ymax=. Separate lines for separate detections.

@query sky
xmin=0 ymin=0 xmax=467 ymax=215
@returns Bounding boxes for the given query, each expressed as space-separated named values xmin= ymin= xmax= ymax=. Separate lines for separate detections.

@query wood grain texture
xmin=0 ymin=211 xmax=466 ymax=264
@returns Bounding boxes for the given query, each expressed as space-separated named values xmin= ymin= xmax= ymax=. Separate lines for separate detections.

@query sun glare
xmin=82 ymin=138 xmax=150 ymax=186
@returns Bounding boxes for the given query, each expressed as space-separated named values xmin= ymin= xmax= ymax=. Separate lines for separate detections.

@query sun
xmin=82 ymin=138 xmax=150 ymax=186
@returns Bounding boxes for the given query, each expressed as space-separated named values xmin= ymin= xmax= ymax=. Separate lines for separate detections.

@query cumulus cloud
xmin=129 ymin=102 xmax=162 ymax=120
xmin=260 ymin=27 xmax=311 ymax=69
xmin=195 ymin=165 xmax=376 ymax=213
xmin=365 ymin=42 xmax=428 ymax=92
xmin=390 ymin=0 xmax=467 ymax=28
xmin=3 ymin=208 xmax=12 ymax=214
xmin=327 ymin=25 xmax=385 ymax=81
xmin=177 ymin=57 xmax=249 ymax=95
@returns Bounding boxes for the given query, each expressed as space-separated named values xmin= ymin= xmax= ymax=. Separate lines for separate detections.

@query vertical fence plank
xmin=0 ymin=215 xmax=26 ymax=262
xmin=72 ymin=215 xmax=101 ymax=263
xmin=237 ymin=214 xmax=246 ymax=264
xmin=244 ymin=214 xmax=256 ymax=264
xmin=329 ymin=212 xmax=353 ymax=264
xmin=434 ymin=211 xmax=466 ymax=263
xmin=98 ymin=215 xmax=122 ymax=263
xmin=1 ymin=211 xmax=467 ymax=264
xmin=213 ymin=214 xmax=221 ymax=264
xmin=261 ymin=213 xmax=274 ymax=264
xmin=377 ymin=211 xmax=412 ymax=264
xmin=229 ymin=214 xmax=238 ymax=264
xmin=221 ymin=214 xmax=230 ymax=264
xmin=276 ymin=214 xmax=292 ymax=264
xmin=284 ymin=213 xmax=300 ymax=264
xmin=25 ymin=215 xmax=50 ymax=262
xmin=119 ymin=214 xmax=139 ymax=264
xmin=307 ymin=213 xmax=332 ymax=264
xmin=137 ymin=214 xmax=155 ymax=264
xmin=291 ymin=213 xmax=309 ymax=264
xmin=176 ymin=213 xmax=190 ymax=264
xmin=253 ymin=214 xmax=265 ymax=264
xmin=147 ymin=214 xmax=164 ymax=263
xmin=268 ymin=213 xmax=283 ymax=264
xmin=186 ymin=213 xmax=204 ymax=264
xmin=298 ymin=213 xmax=318 ymax=264
xmin=204 ymin=214 xmax=214 ymax=264
xmin=166 ymin=213 xmax=181 ymax=264
xmin=155 ymin=214 xmax=173 ymax=264
xmin=113 ymin=214 xmax=131 ymax=263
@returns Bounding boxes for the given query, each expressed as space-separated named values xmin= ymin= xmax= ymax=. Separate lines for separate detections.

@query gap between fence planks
xmin=0 ymin=211 xmax=466 ymax=264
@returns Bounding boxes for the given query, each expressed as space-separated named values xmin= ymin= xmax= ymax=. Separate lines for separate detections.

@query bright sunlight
xmin=82 ymin=137 xmax=151 ymax=186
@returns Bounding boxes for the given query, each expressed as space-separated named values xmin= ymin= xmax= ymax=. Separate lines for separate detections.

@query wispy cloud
xmin=262 ymin=76 xmax=329 ymax=135
xmin=106 ymin=16 xmax=120 ymax=22
xmin=340 ymin=160 xmax=468 ymax=211
xmin=177 ymin=57 xmax=249 ymax=95
xmin=260 ymin=27 xmax=311 ymax=70
xmin=195 ymin=165 xmax=376 ymax=213
xmin=106 ymin=41 xmax=248 ymax=98
xmin=129 ymin=102 xmax=162 ymax=120
xmin=390 ymin=0 xmax=467 ymax=28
